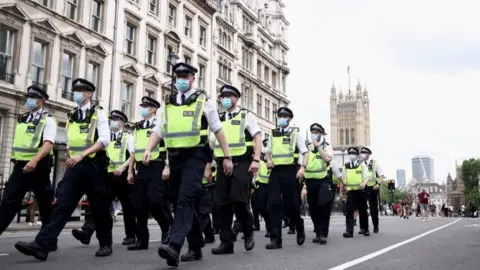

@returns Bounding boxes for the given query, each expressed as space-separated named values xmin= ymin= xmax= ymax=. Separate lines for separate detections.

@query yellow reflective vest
xmin=304 ymin=150 xmax=329 ymax=179
xmin=366 ymin=160 xmax=377 ymax=186
xmin=271 ymin=127 xmax=299 ymax=165
xmin=344 ymin=163 xmax=364 ymax=191
xmin=162 ymin=92 xmax=208 ymax=148
xmin=67 ymin=106 xmax=99 ymax=158
xmin=256 ymin=159 xmax=270 ymax=184
xmin=134 ymin=120 xmax=165 ymax=162
xmin=214 ymin=109 xmax=253 ymax=157
xmin=11 ymin=112 xmax=54 ymax=161
xmin=107 ymin=133 xmax=129 ymax=173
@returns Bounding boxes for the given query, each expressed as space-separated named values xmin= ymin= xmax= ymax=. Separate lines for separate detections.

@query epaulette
xmin=135 ymin=120 xmax=145 ymax=129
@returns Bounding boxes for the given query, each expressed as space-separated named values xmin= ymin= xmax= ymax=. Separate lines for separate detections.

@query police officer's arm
xmin=265 ymin=139 xmax=272 ymax=163
xmin=361 ymin=162 xmax=369 ymax=186
xmin=204 ymin=101 xmax=230 ymax=157
xmin=33 ymin=116 xmax=57 ymax=163
xmin=246 ymin=112 xmax=262 ymax=161
xmin=147 ymin=110 xmax=164 ymax=151
xmin=332 ymin=162 xmax=345 ymax=182
xmin=80 ymin=109 xmax=110 ymax=157
xmin=296 ymin=131 xmax=309 ymax=168
xmin=318 ymin=143 xmax=333 ymax=162
xmin=375 ymin=161 xmax=385 ymax=184
xmin=118 ymin=134 xmax=135 ymax=171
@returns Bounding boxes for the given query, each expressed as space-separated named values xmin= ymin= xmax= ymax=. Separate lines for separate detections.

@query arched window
xmin=345 ymin=129 xmax=350 ymax=145
xmin=350 ymin=128 xmax=355 ymax=145
xmin=222 ymin=32 xmax=227 ymax=47
xmin=340 ymin=129 xmax=344 ymax=145
xmin=222 ymin=60 xmax=228 ymax=79
xmin=218 ymin=29 xmax=222 ymax=44
xmin=227 ymin=36 xmax=232 ymax=50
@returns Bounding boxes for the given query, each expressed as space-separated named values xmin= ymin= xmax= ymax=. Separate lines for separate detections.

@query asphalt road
xmin=0 ymin=216 xmax=478 ymax=270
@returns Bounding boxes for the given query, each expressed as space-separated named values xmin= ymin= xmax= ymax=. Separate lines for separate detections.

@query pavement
xmin=0 ymin=216 xmax=479 ymax=270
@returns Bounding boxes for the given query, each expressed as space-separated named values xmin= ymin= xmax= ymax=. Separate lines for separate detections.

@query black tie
xmin=228 ymin=113 xmax=233 ymax=120
xmin=111 ymin=133 xmax=116 ymax=141
xmin=146 ymin=121 xmax=150 ymax=128
xmin=77 ymin=110 xmax=82 ymax=121
xmin=28 ymin=113 xmax=34 ymax=123
xmin=181 ymin=94 xmax=186 ymax=105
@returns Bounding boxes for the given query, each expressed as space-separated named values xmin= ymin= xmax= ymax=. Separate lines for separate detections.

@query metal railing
xmin=0 ymin=71 xmax=15 ymax=84
xmin=32 ymin=81 xmax=47 ymax=90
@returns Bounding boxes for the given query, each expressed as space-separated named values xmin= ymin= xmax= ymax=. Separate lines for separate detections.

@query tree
xmin=461 ymin=159 xmax=480 ymax=205
xmin=379 ymin=182 xmax=408 ymax=205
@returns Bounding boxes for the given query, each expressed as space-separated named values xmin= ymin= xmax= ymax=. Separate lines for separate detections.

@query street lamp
xmin=168 ymin=48 xmax=180 ymax=95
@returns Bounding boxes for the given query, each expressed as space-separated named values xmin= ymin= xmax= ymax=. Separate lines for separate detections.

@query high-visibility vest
xmin=134 ymin=121 xmax=165 ymax=162
xmin=11 ymin=112 xmax=54 ymax=161
xmin=162 ymin=92 xmax=208 ymax=148
xmin=332 ymin=175 xmax=340 ymax=184
xmin=367 ymin=160 xmax=377 ymax=186
xmin=344 ymin=163 xmax=364 ymax=191
xmin=271 ymin=127 xmax=299 ymax=165
xmin=214 ymin=110 xmax=253 ymax=157
xmin=67 ymin=107 xmax=99 ymax=158
xmin=256 ymin=160 xmax=270 ymax=184
xmin=107 ymin=133 xmax=128 ymax=173
xmin=304 ymin=151 xmax=329 ymax=179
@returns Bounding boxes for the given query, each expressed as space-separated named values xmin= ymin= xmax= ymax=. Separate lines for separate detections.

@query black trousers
xmin=268 ymin=165 xmax=304 ymax=241
xmin=366 ymin=186 xmax=379 ymax=229
xmin=35 ymin=158 xmax=112 ymax=249
xmin=168 ymin=150 xmax=208 ymax=251
xmin=80 ymin=172 xmax=137 ymax=239
xmin=0 ymin=159 xmax=53 ymax=235
xmin=215 ymin=159 xmax=254 ymax=245
xmin=345 ymin=189 xmax=368 ymax=233
xmin=306 ymin=179 xmax=334 ymax=237
xmin=199 ymin=185 xmax=215 ymax=237
xmin=251 ymin=190 xmax=260 ymax=229
xmin=254 ymin=183 xmax=270 ymax=232
xmin=133 ymin=162 xmax=172 ymax=244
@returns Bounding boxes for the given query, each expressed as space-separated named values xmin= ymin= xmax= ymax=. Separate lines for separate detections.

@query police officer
xmin=341 ymin=147 xmax=369 ymax=238
xmin=0 ymin=86 xmax=56 ymax=238
xmin=211 ymin=84 xmax=260 ymax=255
xmin=360 ymin=146 xmax=384 ymax=234
xmin=71 ymin=110 xmax=137 ymax=246
xmin=15 ymin=78 xmax=113 ymax=260
xmin=254 ymin=139 xmax=271 ymax=237
xmin=265 ymin=107 xmax=308 ymax=249
xmin=127 ymin=96 xmax=172 ymax=250
xmin=144 ymin=62 xmax=233 ymax=267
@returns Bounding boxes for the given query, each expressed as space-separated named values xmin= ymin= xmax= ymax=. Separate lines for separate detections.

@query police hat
xmin=139 ymin=96 xmax=160 ymax=109
xmin=360 ymin=147 xmax=372 ymax=154
xmin=72 ymin=78 xmax=96 ymax=92
xmin=26 ymin=85 xmax=49 ymax=100
xmin=347 ymin=147 xmax=359 ymax=155
xmin=173 ymin=62 xmax=198 ymax=75
xmin=277 ymin=107 xmax=294 ymax=118
xmin=310 ymin=123 xmax=327 ymax=134
xmin=110 ymin=110 xmax=128 ymax=123
xmin=219 ymin=84 xmax=241 ymax=98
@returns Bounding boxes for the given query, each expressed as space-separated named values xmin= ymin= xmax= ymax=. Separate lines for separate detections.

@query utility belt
xmin=215 ymin=154 xmax=252 ymax=164
xmin=12 ymin=155 xmax=53 ymax=167
xmin=135 ymin=158 xmax=165 ymax=169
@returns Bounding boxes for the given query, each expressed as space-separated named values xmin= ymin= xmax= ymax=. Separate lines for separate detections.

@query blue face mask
xmin=140 ymin=107 xmax=149 ymax=118
xmin=278 ymin=118 xmax=288 ymax=128
xmin=110 ymin=121 xmax=119 ymax=131
xmin=73 ymin=92 xmax=85 ymax=104
xmin=221 ymin=98 xmax=232 ymax=109
xmin=360 ymin=153 xmax=367 ymax=160
xmin=311 ymin=134 xmax=319 ymax=141
xmin=25 ymin=98 xmax=38 ymax=111
xmin=349 ymin=154 xmax=357 ymax=161
xmin=175 ymin=78 xmax=190 ymax=93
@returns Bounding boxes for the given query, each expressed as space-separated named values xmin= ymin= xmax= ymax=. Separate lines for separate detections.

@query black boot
xmin=15 ymin=241 xmax=48 ymax=261
xmin=363 ymin=231 xmax=370 ymax=236
xmin=296 ymin=229 xmax=305 ymax=246
xmin=358 ymin=229 xmax=365 ymax=235
xmin=211 ymin=242 xmax=234 ymax=254
xmin=244 ymin=235 xmax=255 ymax=251
xmin=71 ymin=229 xmax=91 ymax=245
xmin=127 ymin=241 xmax=148 ymax=250
xmin=122 ymin=237 xmax=136 ymax=246
xmin=180 ymin=249 xmax=203 ymax=262
xmin=265 ymin=239 xmax=282 ymax=249
xmin=264 ymin=231 xmax=271 ymax=238
xmin=373 ymin=227 xmax=379 ymax=233
xmin=318 ymin=236 xmax=327 ymax=245
xmin=95 ymin=246 xmax=112 ymax=257
xmin=161 ymin=231 xmax=170 ymax=245
xmin=157 ymin=244 xmax=180 ymax=267
xmin=343 ymin=231 xmax=353 ymax=238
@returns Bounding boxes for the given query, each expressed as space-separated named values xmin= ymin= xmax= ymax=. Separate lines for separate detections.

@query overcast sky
xmin=284 ymin=0 xmax=480 ymax=183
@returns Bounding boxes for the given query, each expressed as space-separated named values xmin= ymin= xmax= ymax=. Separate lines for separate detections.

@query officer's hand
xmin=23 ymin=160 xmax=38 ymax=173
xmin=359 ymin=183 xmax=366 ymax=190
xmin=127 ymin=172 xmax=134 ymax=184
xmin=312 ymin=140 xmax=319 ymax=148
xmin=223 ymin=159 xmax=233 ymax=175
xmin=142 ymin=150 xmax=151 ymax=166
xmin=113 ymin=167 xmax=125 ymax=176
xmin=162 ymin=166 xmax=170 ymax=181
xmin=204 ymin=167 xmax=212 ymax=182
xmin=66 ymin=155 xmax=83 ymax=168
xmin=266 ymin=160 xmax=274 ymax=169
xmin=248 ymin=160 xmax=259 ymax=173
xmin=373 ymin=184 xmax=380 ymax=190
xmin=296 ymin=167 xmax=305 ymax=179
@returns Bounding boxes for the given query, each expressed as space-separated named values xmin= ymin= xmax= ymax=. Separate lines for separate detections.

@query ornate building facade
xmin=446 ymin=163 xmax=465 ymax=212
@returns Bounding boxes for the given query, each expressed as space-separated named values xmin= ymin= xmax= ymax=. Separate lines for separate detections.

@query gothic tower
xmin=330 ymin=79 xmax=370 ymax=150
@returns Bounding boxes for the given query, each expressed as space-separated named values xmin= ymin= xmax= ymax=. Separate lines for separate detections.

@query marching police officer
xmin=0 ymin=86 xmax=56 ymax=237
xmin=144 ymin=62 xmax=233 ymax=267
xmin=360 ymin=146 xmax=384 ymax=234
xmin=341 ymin=147 xmax=369 ymax=238
xmin=71 ymin=110 xmax=137 ymax=246
xmin=15 ymin=78 xmax=113 ymax=260
xmin=127 ymin=96 xmax=172 ymax=250
xmin=265 ymin=107 xmax=308 ymax=249
xmin=253 ymin=139 xmax=271 ymax=237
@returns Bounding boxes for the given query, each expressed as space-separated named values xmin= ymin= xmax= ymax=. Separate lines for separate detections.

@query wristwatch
xmin=224 ymin=156 xmax=232 ymax=160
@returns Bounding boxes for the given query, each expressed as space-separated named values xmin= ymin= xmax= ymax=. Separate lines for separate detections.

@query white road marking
xmin=464 ymin=224 xmax=480 ymax=227
xmin=0 ymin=253 xmax=9 ymax=256
xmin=327 ymin=218 xmax=461 ymax=270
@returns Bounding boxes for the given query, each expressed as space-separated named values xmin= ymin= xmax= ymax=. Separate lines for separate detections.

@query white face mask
xmin=360 ymin=153 xmax=367 ymax=160
xmin=349 ymin=154 xmax=357 ymax=161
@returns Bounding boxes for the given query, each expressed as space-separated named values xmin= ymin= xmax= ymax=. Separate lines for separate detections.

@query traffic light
xmin=387 ymin=180 xmax=395 ymax=190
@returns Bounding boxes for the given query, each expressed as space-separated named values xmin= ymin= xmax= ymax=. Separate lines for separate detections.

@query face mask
xmin=360 ymin=153 xmax=367 ymax=160
xmin=349 ymin=154 xmax=357 ymax=161
xmin=110 ymin=121 xmax=120 ymax=131
xmin=175 ymin=78 xmax=190 ymax=93
xmin=140 ymin=107 xmax=149 ymax=118
xmin=311 ymin=134 xmax=319 ymax=141
xmin=25 ymin=98 xmax=38 ymax=111
xmin=221 ymin=98 xmax=232 ymax=109
xmin=278 ymin=118 xmax=288 ymax=128
xmin=73 ymin=92 xmax=85 ymax=104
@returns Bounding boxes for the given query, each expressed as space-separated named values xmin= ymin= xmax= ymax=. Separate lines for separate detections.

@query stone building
xmin=446 ymin=163 xmax=465 ymax=212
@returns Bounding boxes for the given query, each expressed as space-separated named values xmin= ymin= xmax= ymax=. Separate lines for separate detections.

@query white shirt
xmin=365 ymin=157 xmax=384 ymax=177
xmin=331 ymin=161 xmax=344 ymax=180
xmin=344 ymin=160 xmax=369 ymax=182
xmin=75 ymin=101 xmax=110 ymax=147
xmin=266 ymin=125 xmax=308 ymax=165
xmin=142 ymin=115 xmax=156 ymax=129
xmin=112 ymin=130 xmax=135 ymax=154
xmin=26 ymin=108 xmax=57 ymax=144
xmin=153 ymin=89 xmax=223 ymax=138
xmin=223 ymin=107 xmax=261 ymax=137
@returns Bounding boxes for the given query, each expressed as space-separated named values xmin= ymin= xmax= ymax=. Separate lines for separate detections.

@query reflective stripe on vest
xmin=214 ymin=110 xmax=253 ymax=157
xmin=271 ymin=129 xmax=299 ymax=165
xmin=162 ymin=93 xmax=208 ymax=148
xmin=256 ymin=160 xmax=269 ymax=184
xmin=367 ymin=161 xmax=377 ymax=186
xmin=107 ymin=134 xmax=128 ymax=173
xmin=304 ymin=151 xmax=329 ymax=179
xmin=11 ymin=113 xmax=49 ymax=161
xmin=345 ymin=165 xmax=364 ymax=191
xmin=67 ymin=108 xmax=98 ymax=158
xmin=134 ymin=128 xmax=164 ymax=162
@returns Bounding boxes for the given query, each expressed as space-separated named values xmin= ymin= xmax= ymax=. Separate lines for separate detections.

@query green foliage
xmin=461 ymin=158 xmax=480 ymax=191
xmin=379 ymin=182 xmax=408 ymax=205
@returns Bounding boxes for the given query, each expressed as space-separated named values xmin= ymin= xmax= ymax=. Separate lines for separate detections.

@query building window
xmin=340 ymin=129 xmax=344 ymax=145
xmin=145 ymin=88 xmax=155 ymax=98
xmin=264 ymin=66 xmax=269 ymax=83
xmin=60 ymin=52 xmax=76 ymax=100
xmin=91 ymin=0 xmax=102 ymax=32
xmin=256 ymin=60 xmax=262 ymax=77
xmin=272 ymin=71 xmax=277 ymax=88
xmin=345 ymin=129 xmax=350 ymax=145
xmin=165 ymin=45 xmax=173 ymax=73
xmin=66 ymin=0 xmax=78 ymax=21
xmin=121 ymin=82 xmax=133 ymax=117
xmin=31 ymin=40 xmax=47 ymax=87
xmin=146 ymin=36 xmax=156 ymax=65
xmin=256 ymin=94 xmax=262 ymax=116
xmin=199 ymin=26 xmax=206 ymax=47
xmin=125 ymin=23 xmax=136 ymax=56
xmin=38 ymin=0 xmax=49 ymax=7
xmin=218 ymin=60 xmax=231 ymax=82
xmin=86 ymin=62 xmax=100 ymax=100
xmin=264 ymin=99 xmax=270 ymax=120
xmin=282 ymin=75 xmax=286 ymax=93
xmin=198 ymin=64 xmax=205 ymax=90
xmin=0 ymin=26 xmax=15 ymax=84
xmin=149 ymin=0 xmax=159 ymax=16
xmin=184 ymin=16 xmax=192 ymax=38
xmin=184 ymin=54 xmax=191 ymax=65
xmin=268 ymin=45 xmax=273 ymax=55
xmin=350 ymin=128 xmax=355 ymax=145
xmin=272 ymin=103 xmax=277 ymax=121
xmin=168 ymin=5 xmax=177 ymax=26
